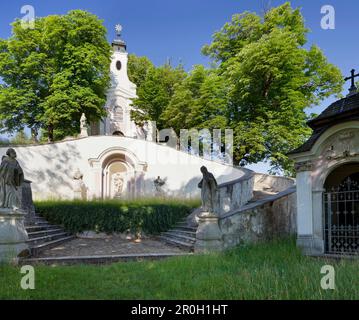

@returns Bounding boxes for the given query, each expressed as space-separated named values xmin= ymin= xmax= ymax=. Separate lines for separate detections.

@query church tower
xmin=99 ymin=25 xmax=145 ymax=138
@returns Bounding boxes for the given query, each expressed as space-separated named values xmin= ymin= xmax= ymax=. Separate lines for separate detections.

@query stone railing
xmin=219 ymin=187 xmax=297 ymax=249
xmin=195 ymin=170 xmax=297 ymax=253
xmin=216 ymin=171 xmax=255 ymax=217
xmin=195 ymin=169 xmax=255 ymax=253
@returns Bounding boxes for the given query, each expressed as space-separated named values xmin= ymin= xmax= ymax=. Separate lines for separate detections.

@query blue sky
xmin=0 ymin=0 xmax=357 ymax=173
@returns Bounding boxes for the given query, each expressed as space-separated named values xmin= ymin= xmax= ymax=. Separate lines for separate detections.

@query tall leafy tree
xmin=202 ymin=2 xmax=344 ymax=174
xmin=161 ymin=65 xmax=208 ymax=131
xmin=131 ymin=63 xmax=186 ymax=129
xmin=0 ymin=10 xmax=112 ymax=141
xmin=128 ymin=54 xmax=154 ymax=88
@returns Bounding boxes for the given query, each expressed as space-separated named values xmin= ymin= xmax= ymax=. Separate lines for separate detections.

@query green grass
xmin=1 ymin=238 xmax=358 ymax=300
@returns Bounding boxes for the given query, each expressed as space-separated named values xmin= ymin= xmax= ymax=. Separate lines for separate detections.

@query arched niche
xmin=88 ymin=147 xmax=147 ymax=199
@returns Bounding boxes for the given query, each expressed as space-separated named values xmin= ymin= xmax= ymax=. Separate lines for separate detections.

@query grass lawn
xmin=1 ymin=238 xmax=358 ymax=300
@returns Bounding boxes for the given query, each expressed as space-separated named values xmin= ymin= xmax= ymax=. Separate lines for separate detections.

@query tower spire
xmin=112 ymin=24 xmax=127 ymax=52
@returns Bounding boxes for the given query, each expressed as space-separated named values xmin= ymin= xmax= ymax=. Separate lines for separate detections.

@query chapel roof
xmin=288 ymin=91 xmax=359 ymax=155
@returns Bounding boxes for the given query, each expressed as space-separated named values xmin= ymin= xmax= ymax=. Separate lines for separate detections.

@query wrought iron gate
xmin=324 ymin=177 xmax=359 ymax=255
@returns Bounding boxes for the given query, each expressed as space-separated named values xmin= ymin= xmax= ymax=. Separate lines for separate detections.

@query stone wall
xmin=0 ymin=136 xmax=253 ymax=201
xmin=219 ymin=187 xmax=297 ymax=249
xmin=217 ymin=172 xmax=255 ymax=216
xmin=254 ymin=173 xmax=295 ymax=193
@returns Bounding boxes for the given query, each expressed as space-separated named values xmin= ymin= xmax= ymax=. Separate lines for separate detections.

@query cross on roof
xmin=344 ymin=69 xmax=359 ymax=96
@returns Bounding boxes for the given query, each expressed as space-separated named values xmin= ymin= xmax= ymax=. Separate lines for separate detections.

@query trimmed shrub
xmin=35 ymin=198 xmax=200 ymax=235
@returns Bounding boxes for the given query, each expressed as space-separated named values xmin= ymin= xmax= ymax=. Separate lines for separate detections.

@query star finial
xmin=115 ymin=24 xmax=122 ymax=37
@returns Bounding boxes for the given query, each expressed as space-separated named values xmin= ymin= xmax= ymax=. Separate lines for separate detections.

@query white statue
xmin=112 ymin=173 xmax=124 ymax=198
xmin=80 ymin=113 xmax=89 ymax=138
xmin=73 ymin=169 xmax=86 ymax=200
xmin=154 ymin=176 xmax=166 ymax=197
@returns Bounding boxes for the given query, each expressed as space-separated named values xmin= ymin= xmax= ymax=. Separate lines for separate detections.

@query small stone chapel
xmin=289 ymin=69 xmax=359 ymax=256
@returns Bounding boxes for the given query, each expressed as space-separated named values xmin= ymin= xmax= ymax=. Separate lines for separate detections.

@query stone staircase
xmin=25 ymin=215 xmax=75 ymax=257
xmin=159 ymin=218 xmax=197 ymax=252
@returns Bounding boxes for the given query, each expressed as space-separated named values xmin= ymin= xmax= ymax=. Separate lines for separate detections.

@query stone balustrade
xmin=216 ymin=171 xmax=255 ymax=217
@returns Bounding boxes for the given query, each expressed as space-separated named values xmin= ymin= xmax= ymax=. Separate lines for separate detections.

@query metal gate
xmin=324 ymin=177 xmax=359 ymax=255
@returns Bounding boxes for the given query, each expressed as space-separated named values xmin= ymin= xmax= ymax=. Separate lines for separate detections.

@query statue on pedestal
xmin=198 ymin=166 xmax=218 ymax=215
xmin=80 ymin=113 xmax=89 ymax=138
xmin=0 ymin=148 xmax=24 ymax=209
xmin=154 ymin=176 xmax=166 ymax=197
xmin=195 ymin=166 xmax=222 ymax=253
xmin=0 ymin=148 xmax=29 ymax=263
xmin=73 ymin=169 xmax=87 ymax=200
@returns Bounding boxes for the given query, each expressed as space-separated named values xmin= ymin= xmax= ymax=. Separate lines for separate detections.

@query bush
xmin=35 ymin=198 xmax=200 ymax=235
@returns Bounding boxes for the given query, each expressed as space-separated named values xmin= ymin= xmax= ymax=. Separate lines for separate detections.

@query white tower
xmin=100 ymin=25 xmax=146 ymax=138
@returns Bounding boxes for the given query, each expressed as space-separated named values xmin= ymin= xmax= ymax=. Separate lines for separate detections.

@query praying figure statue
xmin=198 ymin=166 xmax=218 ymax=215
xmin=0 ymin=148 xmax=24 ymax=209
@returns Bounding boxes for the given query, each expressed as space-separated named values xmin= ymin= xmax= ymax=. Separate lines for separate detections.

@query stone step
xmin=27 ymin=232 xmax=70 ymax=245
xmin=159 ymin=236 xmax=194 ymax=251
xmin=27 ymin=228 xmax=64 ymax=239
xmin=173 ymin=225 xmax=197 ymax=232
xmin=25 ymin=221 xmax=55 ymax=227
xmin=163 ymin=231 xmax=196 ymax=243
xmin=25 ymin=224 xmax=61 ymax=231
xmin=30 ymin=235 xmax=76 ymax=257
xmin=20 ymin=252 xmax=193 ymax=266
xmin=170 ymin=229 xmax=196 ymax=237
xmin=32 ymin=216 xmax=47 ymax=221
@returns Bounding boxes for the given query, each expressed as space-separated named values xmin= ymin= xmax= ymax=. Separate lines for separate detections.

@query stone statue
xmin=80 ymin=113 xmax=89 ymax=137
xmin=0 ymin=148 xmax=29 ymax=263
xmin=73 ymin=169 xmax=87 ymax=200
xmin=198 ymin=166 xmax=218 ymax=214
xmin=0 ymin=148 xmax=24 ymax=209
xmin=154 ymin=176 xmax=166 ymax=196
xmin=113 ymin=173 xmax=124 ymax=198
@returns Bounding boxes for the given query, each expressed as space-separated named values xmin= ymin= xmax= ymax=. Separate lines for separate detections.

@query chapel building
xmin=90 ymin=26 xmax=154 ymax=141
xmin=289 ymin=71 xmax=359 ymax=256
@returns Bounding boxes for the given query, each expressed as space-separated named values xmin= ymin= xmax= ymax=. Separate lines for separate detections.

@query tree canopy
xmin=131 ymin=2 xmax=343 ymax=175
xmin=0 ymin=10 xmax=112 ymax=141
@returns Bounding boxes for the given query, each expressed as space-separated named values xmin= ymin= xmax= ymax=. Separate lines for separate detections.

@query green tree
xmin=162 ymin=65 xmax=228 ymax=132
xmin=202 ymin=2 xmax=343 ymax=174
xmin=0 ymin=10 xmax=112 ymax=142
xmin=131 ymin=63 xmax=186 ymax=129
xmin=161 ymin=65 xmax=207 ymax=131
xmin=128 ymin=54 xmax=154 ymax=88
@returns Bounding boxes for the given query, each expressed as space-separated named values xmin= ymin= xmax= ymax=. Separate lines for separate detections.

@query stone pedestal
xmin=195 ymin=213 xmax=223 ymax=253
xmin=0 ymin=208 xmax=29 ymax=264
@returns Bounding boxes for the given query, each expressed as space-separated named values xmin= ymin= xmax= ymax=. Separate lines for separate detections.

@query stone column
xmin=195 ymin=212 xmax=223 ymax=253
xmin=0 ymin=208 xmax=29 ymax=264
xmin=312 ymin=188 xmax=325 ymax=254
xmin=295 ymin=166 xmax=314 ymax=254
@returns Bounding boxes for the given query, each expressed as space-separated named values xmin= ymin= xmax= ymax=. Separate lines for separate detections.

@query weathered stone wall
xmin=219 ymin=188 xmax=297 ymax=249
xmin=217 ymin=172 xmax=254 ymax=216
xmin=254 ymin=173 xmax=295 ymax=193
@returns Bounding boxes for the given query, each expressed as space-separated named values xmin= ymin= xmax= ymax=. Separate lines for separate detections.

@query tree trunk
xmin=48 ymin=124 xmax=54 ymax=143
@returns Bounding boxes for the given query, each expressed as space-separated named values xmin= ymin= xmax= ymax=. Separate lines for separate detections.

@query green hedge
xmin=35 ymin=198 xmax=200 ymax=235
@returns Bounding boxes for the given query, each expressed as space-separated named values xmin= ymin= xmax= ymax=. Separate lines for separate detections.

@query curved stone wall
xmin=0 ymin=136 xmax=253 ymax=201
